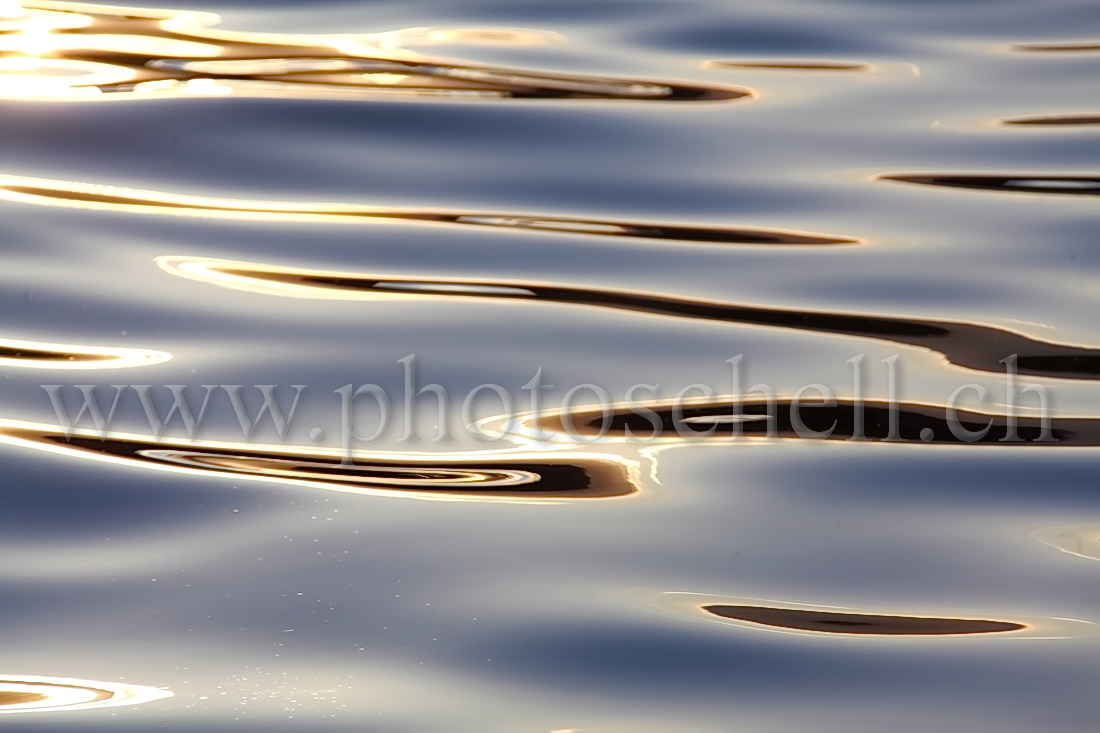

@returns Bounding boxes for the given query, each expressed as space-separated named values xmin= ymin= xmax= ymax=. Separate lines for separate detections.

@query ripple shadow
xmin=702 ymin=605 xmax=1025 ymax=636
xmin=880 ymin=174 xmax=1100 ymax=196
xmin=0 ymin=175 xmax=856 ymax=246
xmin=161 ymin=256 xmax=1100 ymax=381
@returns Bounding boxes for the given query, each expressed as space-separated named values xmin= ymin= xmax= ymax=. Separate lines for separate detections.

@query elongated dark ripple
xmin=190 ymin=260 xmax=1100 ymax=380
xmin=0 ymin=426 xmax=637 ymax=499
xmin=880 ymin=175 xmax=1100 ymax=196
xmin=0 ymin=180 xmax=853 ymax=246
xmin=17 ymin=0 xmax=751 ymax=101
xmin=537 ymin=399 xmax=1090 ymax=444
xmin=703 ymin=605 xmax=1025 ymax=635
xmin=1003 ymin=114 xmax=1100 ymax=126
xmin=1012 ymin=42 xmax=1100 ymax=52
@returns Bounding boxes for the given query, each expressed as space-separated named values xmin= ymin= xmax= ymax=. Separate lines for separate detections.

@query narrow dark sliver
xmin=703 ymin=605 xmax=1026 ymax=635
xmin=0 ymin=183 xmax=855 ymax=246
xmin=539 ymin=399 xmax=1094 ymax=445
xmin=1003 ymin=115 xmax=1100 ymax=126
xmin=1012 ymin=42 xmax=1100 ymax=52
xmin=880 ymin=175 xmax=1100 ymax=196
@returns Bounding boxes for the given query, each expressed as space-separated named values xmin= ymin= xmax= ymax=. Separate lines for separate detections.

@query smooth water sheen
xmin=1 ymin=0 xmax=1099 ymax=730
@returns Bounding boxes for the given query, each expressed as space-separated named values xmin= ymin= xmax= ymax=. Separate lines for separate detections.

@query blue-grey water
xmin=1 ymin=0 xmax=1099 ymax=730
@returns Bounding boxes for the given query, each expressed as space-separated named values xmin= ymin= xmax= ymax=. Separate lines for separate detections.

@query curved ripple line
xmin=0 ymin=176 xmax=857 ymax=246
xmin=0 ymin=337 xmax=171 ymax=369
xmin=881 ymin=174 xmax=1100 ymax=196
xmin=0 ymin=674 xmax=171 ymax=714
xmin=514 ymin=397 xmax=1100 ymax=446
xmin=0 ymin=419 xmax=639 ymax=501
xmin=159 ymin=256 xmax=1100 ymax=381
xmin=6 ymin=1 xmax=752 ymax=101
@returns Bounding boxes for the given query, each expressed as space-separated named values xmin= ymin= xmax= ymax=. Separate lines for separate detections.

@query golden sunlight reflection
xmin=0 ymin=674 xmax=171 ymax=714
xmin=0 ymin=418 xmax=642 ymax=502
xmin=0 ymin=174 xmax=858 ymax=245
xmin=0 ymin=0 xmax=749 ymax=100
xmin=0 ymin=336 xmax=171 ymax=369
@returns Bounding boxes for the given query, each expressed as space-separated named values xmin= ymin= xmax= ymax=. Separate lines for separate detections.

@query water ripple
xmin=523 ymin=398 xmax=1098 ymax=445
xmin=0 ymin=420 xmax=640 ymax=501
xmin=0 ymin=674 xmax=170 ymax=714
xmin=0 ymin=336 xmax=170 ymax=369
xmin=702 ymin=59 xmax=871 ymax=71
xmin=0 ymin=175 xmax=854 ymax=246
xmin=1002 ymin=114 xmax=1100 ymax=126
xmin=881 ymin=175 xmax=1100 ymax=196
xmin=159 ymin=256 xmax=1100 ymax=381
xmin=3 ymin=1 xmax=751 ymax=101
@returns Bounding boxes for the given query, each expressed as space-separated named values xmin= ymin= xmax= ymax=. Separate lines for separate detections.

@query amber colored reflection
xmin=159 ymin=255 xmax=1100 ymax=381
xmin=0 ymin=337 xmax=170 ymax=369
xmin=2 ymin=0 xmax=751 ymax=101
xmin=0 ymin=420 xmax=639 ymax=501
xmin=880 ymin=174 xmax=1100 ymax=196
xmin=532 ymin=398 xmax=1100 ymax=445
xmin=0 ymin=175 xmax=856 ymax=246
xmin=0 ymin=675 xmax=171 ymax=714
xmin=703 ymin=605 xmax=1025 ymax=635
xmin=0 ymin=692 xmax=48 ymax=706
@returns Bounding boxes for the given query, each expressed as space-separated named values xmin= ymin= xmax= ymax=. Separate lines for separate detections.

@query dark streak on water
xmin=702 ymin=606 xmax=1026 ymax=635
xmin=173 ymin=258 xmax=1100 ymax=380
xmin=881 ymin=175 xmax=1100 ymax=196
xmin=1002 ymin=114 xmax=1100 ymax=126
xmin=0 ymin=179 xmax=857 ymax=246
xmin=537 ymin=399 xmax=1086 ymax=445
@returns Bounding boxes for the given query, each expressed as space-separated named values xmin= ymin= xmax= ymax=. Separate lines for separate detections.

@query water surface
xmin=1 ymin=0 xmax=1099 ymax=730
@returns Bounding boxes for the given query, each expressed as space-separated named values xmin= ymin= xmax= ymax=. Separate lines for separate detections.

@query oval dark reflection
xmin=703 ymin=605 xmax=1026 ymax=635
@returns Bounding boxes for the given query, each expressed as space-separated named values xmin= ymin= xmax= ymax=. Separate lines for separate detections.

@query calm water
xmin=1 ymin=0 xmax=1099 ymax=730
